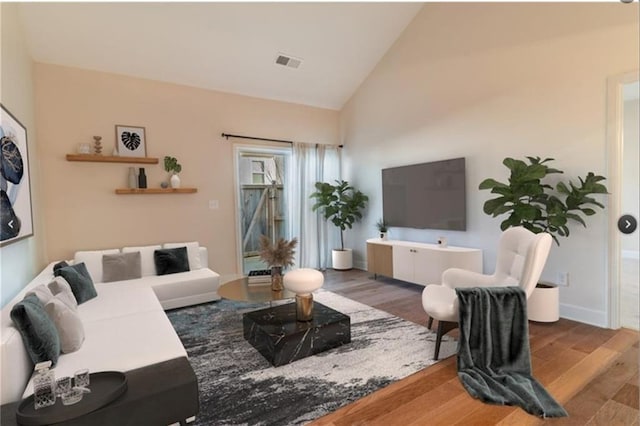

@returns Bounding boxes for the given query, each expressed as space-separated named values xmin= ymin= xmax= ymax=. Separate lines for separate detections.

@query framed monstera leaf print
xmin=115 ymin=125 xmax=147 ymax=157
xmin=0 ymin=104 xmax=34 ymax=247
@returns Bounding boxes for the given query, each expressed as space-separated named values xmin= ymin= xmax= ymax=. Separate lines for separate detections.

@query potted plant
xmin=163 ymin=156 xmax=182 ymax=189
xmin=479 ymin=156 xmax=608 ymax=245
xmin=479 ymin=156 xmax=608 ymax=322
xmin=258 ymin=234 xmax=298 ymax=291
xmin=310 ymin=180 xmax=369 ymax=270
xmin=375 ymin=218 xmax=389 ymax=240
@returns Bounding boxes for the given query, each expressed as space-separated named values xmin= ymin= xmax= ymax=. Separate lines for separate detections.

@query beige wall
xmin=622 ymin=98 xmax=639 ymax=253
xmin=34 ymin=64 xmax=338 ymax=273
xmin=0 ymin=4 xmax=46 ymax=307
xmin=340 ymin=3 xmax=639 ymax=326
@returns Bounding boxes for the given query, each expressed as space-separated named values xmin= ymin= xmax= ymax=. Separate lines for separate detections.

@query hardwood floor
xmin=313 ymin=269 xmax=640 ymax=425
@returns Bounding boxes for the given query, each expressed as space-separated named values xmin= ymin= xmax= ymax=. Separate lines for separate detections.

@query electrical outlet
xmin=557 ymin=271 xmax=569 ymax=286
xmin=208 ymin=200 xmax=219 ymax=210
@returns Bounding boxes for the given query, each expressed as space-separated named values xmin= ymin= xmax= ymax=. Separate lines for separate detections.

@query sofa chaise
xmin=0 ymin=242 xmax=220 ymax=424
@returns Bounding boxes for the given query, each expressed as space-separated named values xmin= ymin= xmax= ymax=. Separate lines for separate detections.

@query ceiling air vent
xmin=275 ymin=53 xmax=302 ymax=69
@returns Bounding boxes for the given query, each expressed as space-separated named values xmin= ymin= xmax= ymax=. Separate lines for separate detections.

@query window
xmin=251 ymin=160 xmax=265 ymax=184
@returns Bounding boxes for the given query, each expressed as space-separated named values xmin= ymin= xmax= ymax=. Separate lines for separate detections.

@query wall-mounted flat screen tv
xmin=382 ymin=157 xmax=466 ymax=231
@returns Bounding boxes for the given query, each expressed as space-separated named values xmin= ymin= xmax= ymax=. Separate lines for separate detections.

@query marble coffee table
xmin=243 ymin=302 xmax=351 ymax=367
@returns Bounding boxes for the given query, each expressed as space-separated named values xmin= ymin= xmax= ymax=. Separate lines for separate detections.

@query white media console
xmin=366 ymin=238 xmax=483 ymax=286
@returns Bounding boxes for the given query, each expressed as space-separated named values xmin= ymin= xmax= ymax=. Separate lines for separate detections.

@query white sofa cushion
xmin=23 ymin=309 xmax=187 ymax=398
xmin=163 ymin=242 xmax=202 ymax=270
xmin=112 ymin=268 xmax=220 ymax=310
xmin=74 ymin=249 xmax=120 ymax=283
xmin=122 ymin=245 xmax=162 ymax=277
xmin=81 ymin=285 xmax=163 ymax=323
xmin=47 ymin=277 xmax=78 ymax=310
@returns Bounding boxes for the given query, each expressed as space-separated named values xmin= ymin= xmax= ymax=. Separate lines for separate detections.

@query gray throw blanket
xmin=456 ymin=286 xmax=568 ymax=418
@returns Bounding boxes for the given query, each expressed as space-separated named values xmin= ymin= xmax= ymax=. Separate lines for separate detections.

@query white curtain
xmin=288 ymin=143 xmax=341 ymax=269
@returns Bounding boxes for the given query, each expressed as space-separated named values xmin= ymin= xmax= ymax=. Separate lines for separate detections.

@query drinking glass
xmin=74 ymin=369 xmax=90 ymax=388
xmin=55 ymin=376 xmax=72 ymax=396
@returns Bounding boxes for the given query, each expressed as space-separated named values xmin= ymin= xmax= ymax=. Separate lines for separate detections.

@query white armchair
xmin=422 ymin=227 xmax=553 ymax=359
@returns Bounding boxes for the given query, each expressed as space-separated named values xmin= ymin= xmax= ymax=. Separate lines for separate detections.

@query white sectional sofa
xmin=0 ymin=242 xmax=220 ymax=423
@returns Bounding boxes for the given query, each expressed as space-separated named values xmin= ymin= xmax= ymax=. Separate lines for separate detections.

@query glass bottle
xmin=128 ymin=167 xmax=137 ymax=189
xmin=138 ymin=167 xmax=147 ymax=189
xmin=33 ymin=361 xmax=56 ymax=409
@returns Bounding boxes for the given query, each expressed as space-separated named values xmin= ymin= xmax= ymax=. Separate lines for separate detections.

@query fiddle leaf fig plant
xmin=479 ymin=156 xmax=608 ymax=245
xmin=310 ymin=180 xmax=369 ymax=251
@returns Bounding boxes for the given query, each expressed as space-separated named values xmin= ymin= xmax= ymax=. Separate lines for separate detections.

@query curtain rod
xmin=221 ymin=133 xmax=343 ymax=148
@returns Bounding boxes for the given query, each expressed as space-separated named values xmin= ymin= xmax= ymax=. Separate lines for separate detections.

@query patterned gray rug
xmin=166 ymin=289 xmax=456 ymax=425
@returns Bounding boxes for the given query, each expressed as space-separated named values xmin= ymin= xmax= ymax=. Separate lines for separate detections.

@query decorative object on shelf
xmin=283 ymin=268 xmax=324 ymax=321
xmin=112 ymin=146 xmax=118 ymax=156
xmin=160 ymin=181 xmax=169 ymax=189
xmin=375 ymin=218 xmax=388 ymax=240
xmin=138 ymin=167 xmax=147 ymax=189
xmin=1 ymin=104 xmax=34 ymax=247
xmin=115 ymin=125 xmax=146 ymax=158
xmin=128 ymin=167 xmax=137 ymax=189
xmin=93 ymin=136 xmax=103 ymax=155
xmin=258 ymin=234 xmax=298 ymax=291
xmin=164 ymin=156 xmax=182 ymax=189
xmin=77 ymin=143 xmax=91 ymax=154
xmin=115 ymin=188 xmax=197 ymax=194
xmin=479 ymin=156 xmax=608 ymax=245
xmin=311 ymin=180 xmax=368 ymax=270
xmin=437 ymin=236 xmax=448 ymax=247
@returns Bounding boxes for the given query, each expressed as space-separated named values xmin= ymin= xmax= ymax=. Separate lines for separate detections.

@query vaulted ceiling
xmin=18 ymin=3 xmax=423 ymax=110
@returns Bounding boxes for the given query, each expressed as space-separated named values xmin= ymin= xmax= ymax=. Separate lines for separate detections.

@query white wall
xmin=340 ymin=3 xmax=639 ymax=326
xmin=0 ymin=4 xmax=45 ymax=307
xmin=622 ymin=98 xmax=639 ymax=254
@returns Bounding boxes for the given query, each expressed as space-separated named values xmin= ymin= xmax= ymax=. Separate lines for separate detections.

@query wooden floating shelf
xmin=115 ymin=188 xmax=198 ymax=195
xmin=66 ymin=154 xmax=159 ymax=164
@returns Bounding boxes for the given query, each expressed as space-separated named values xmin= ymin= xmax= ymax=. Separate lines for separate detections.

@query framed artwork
xmin=115 ymin=125 xmax=147 ymax=157
xmin=0 ymin=104 xmax=34 ymax=247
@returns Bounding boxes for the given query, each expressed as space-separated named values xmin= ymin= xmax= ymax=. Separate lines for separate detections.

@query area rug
xmin=166 ymin=289 xmax=457 ymax=425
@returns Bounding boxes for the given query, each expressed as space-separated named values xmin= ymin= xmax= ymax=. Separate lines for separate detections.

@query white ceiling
xmin=18 ymin=3 xmax=423 ymax=110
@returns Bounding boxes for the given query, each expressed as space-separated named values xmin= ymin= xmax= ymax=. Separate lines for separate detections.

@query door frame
xmin=606 ymin=70 xmax=639 ymax=329
xmin=232 ymin=143 xmax=291 ymax=274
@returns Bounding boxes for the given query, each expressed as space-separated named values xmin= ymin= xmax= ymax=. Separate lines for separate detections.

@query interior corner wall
xmin=34 ymin=64 xmax=338 ymax=275
xmin=339 ymin=3 xmax=639 ymax=327
xmin=0 ymin=3 xmax=45 ymax=307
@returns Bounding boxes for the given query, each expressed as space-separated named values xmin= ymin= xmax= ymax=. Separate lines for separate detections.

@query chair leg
xmin=427 ymin=317 xmax=433 ymax=330
xmin=434 ymin=320 xmax=458 ymax=360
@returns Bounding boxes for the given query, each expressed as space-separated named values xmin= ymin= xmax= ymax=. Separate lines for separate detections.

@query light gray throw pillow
xmin=44 ymin=296 xmax=85 ymax=353
xmin=47 ymin=277 xmax=78 ymax=310
xmin=25 ymin=284 xmax=55 ymax=306
xmin=102 ymin=251 xmax=142 ymax=283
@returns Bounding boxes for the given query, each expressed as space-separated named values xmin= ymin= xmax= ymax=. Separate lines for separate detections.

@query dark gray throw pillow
xmin=102 ymin=251 xmax=142 ymax=283
xmin=10 ymin=294 xmax=61 ymax=365
xmin=53 ymin=260 xmax=69 ymax=273
xmin=54 ymin=262 xmax=97 ymax=304
xmin=154 ymin=247 xmax=190 ymax=275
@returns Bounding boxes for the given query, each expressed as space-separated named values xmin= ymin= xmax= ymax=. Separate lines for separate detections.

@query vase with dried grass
xmin=258 ymin=235 xmax=298 ymax=291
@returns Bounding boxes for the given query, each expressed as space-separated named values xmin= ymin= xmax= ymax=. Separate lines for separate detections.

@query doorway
xmin=234 ymin=146 xmax=291 ymax=274
xmin=607 ymin=72 xmax=639 ymax=330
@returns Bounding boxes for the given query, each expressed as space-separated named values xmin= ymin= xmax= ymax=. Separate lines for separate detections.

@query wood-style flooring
xmin=312 ymin=269 xmax=640 ymax=425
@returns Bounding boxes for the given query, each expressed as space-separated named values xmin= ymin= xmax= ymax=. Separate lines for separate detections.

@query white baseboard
xmin=622 ymin=250 xmax=640 ymax=260
xmin=560 ymin=303 xmax=608 ymax=328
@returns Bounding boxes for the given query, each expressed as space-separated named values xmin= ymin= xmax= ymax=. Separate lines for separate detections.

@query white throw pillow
xmin=74 ymin=249 xmax=120 ymax=283
xmin=44 ymin=296 xmax=85 ymax=353
xmin=122 ymin=245 xmax=162 ymax=276
xmin=163 ymin=242 xmax=202 ymax=270
xmin=25 ymin=284 xmax=55 ymax=306
xmin=47 ymin=277 xmax=78 ymax=310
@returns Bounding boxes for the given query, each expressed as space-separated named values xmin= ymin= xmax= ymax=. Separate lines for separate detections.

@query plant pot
xmin=379 ymin=232 xmax=387 ymax=241
xmin=170 ymin=173 xmax=181 ymax=189
xmin=332 ymin=248 xmax=353 ymax=270
xmin=527 ymin=282 xmax=559 ymax=322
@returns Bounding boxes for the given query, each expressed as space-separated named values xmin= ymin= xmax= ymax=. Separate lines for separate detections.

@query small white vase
xmin=170 ymin=174 xmax=181 ymax=189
